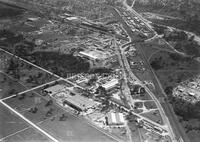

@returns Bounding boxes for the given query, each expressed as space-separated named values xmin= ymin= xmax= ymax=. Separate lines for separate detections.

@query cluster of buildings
xmin=173 ymin=76 xmax=200 ymax=103
xmin=120 ymin=9 xmax=154 ymax=39
xmin=43 ymin=81 xmax=128 ymax=129
xmin=68 ymin=73 xmax=120 ymax=93
xmin=112 ymin=24 xmax=128 ymax=39
xmin=43 ymin=84 xmax=98 ymax=112
xmin=77 ymin=49 xmax=112 ymax=67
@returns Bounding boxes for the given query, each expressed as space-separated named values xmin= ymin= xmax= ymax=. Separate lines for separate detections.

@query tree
xmin=8 ymin=89 xmax=17 ymax=95
xmin=59 ymin=114 xmax=68 ymax=121
xmin=126 ymin=112 xmax=136 ymax=122
xmin=45 ymin=100 xmax=53 ymax=107
xmin=87 ymin=75 xmax=97 ymax=86
xmin=45 ymin=108 xmax=53 ymax=117
xmin=29 ymin=107 xmax=38 ymax=113
xmin=18 ymin=93 xmax=26 ymax=100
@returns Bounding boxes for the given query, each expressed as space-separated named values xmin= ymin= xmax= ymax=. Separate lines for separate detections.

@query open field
xmin=141 ymin=110 xmax=163 ymax=125
xmin=132 ymin=92 xmax=152 ymax=101
xmin=4 ymin=91 xmax=64 ymax=124
xmin=3 ymin=127 xmax=52 ymax=142
xmin=3 ymin=89 xmax=116 ymax=142
xmin=0 ymin=103 xmax=29 ymax=140
xmin=39 ymin=112 xmax=116 ymax=142
xmin=144 ymin=101 xmax=157 ymax=110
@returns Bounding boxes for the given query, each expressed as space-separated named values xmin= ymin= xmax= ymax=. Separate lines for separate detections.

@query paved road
xmin=113 ymin=2 xmax=177 ymax=141
xmin=117 ymin=1 xmax=192 ymax=141
xmin=114 ymin=38 xmax=169 ymax=132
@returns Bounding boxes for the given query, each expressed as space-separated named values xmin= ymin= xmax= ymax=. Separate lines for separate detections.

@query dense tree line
xmin=31 ymin=51 xmax=90 ymax=77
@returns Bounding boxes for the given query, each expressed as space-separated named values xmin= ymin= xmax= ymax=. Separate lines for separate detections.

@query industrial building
xmin=102 ymin=79 xmax=119 ymax=91
xmin=107 ymin=112 xmax=125 ymax=126
xmin=79 ymin=49 xmax=111 ymax=61
xmin=44 ymin=84 xmax=97 ymax=112
xmin=58 ymin=92 xmax=97 ymax=112
xmin=43 ymin=84 xmax=67 ymax=96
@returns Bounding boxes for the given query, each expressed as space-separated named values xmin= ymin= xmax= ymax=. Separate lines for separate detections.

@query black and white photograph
xmin=0 ymin=0 xmax=200 ymax=142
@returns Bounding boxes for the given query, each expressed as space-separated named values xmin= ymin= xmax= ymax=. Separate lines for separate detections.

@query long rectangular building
xmin=107 ymin=112 xmax=125 ymax=126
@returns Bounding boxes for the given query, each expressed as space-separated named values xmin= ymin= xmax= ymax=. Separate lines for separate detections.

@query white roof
xmin=111 ymin=113 xmax=117 ymax=123
xmin=107 ymin=112 xmax=125 ymax=125
xmin=112 ymin=92 xmax=121 ymax=100
xmin=28 ymin=17 xmax=39 ymax=21
xmin=118 ymin=113 xmax=125 ymax=123
xmin=53 ymin=91 xmax=96 ymax=111
xmin=79 ymin=50 xmax=109 ymax=60
xmin=79 ymin=51 xmax=98 ymax=60
xmin=66 ymin=17 xmax=78 ymax=20
xmin=102 ymin=79 xmax=118 ymax=90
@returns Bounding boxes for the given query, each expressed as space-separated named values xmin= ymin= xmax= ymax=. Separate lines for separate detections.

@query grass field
xmin=132 ymin=92 xmax=152 ymax=101
xmin=3 ymin=89 xmax=116 ymax=142
xmin=4 ymin=91 xmax=64 ymax=124
xmin=39 ymin=112 xmax=115 ymax=142
xmin=3 ymin=127 xmax=52 ymax=142
xmin=144 ymin=101 xmax=157 ymax=110
xmin=141 ymin=110 xmax=163 ymax=125
xmin=0 ymin=104 xmax=28 ymax=140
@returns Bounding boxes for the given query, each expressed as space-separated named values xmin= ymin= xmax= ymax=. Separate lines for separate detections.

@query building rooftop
xmin=112 ymin=92 xmax=121 ymax=100
xmin=79 ymin=49 xmax=110 ymax=60
xmin=52 ymin=91 xmax=96 ymax=111
xmin=44 ymin=84 xmax=66 ymax=96
xmin=107 ymin=112 xmax=125 ymax=125
xmin=102 ymin=79 xmax=119 ymax=90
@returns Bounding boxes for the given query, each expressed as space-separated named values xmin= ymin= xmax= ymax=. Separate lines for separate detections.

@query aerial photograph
xmin=0 ymin=0 xmax=200 ymax=142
